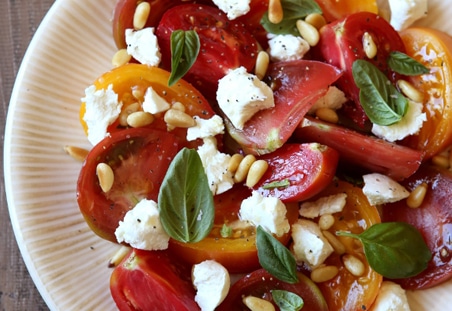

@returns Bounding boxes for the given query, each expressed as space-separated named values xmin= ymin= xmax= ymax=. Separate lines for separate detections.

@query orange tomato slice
xmin=315 ymin=0 xmax=378 ymax=22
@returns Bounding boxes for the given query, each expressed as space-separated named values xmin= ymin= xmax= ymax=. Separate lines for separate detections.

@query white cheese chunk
xmin=267 ymin=34 xmax=310 ymax=62
xmin=187 ymin=115 xmax=225 ymax=141
xmin=192 ymin=260 xmax=230 ymax=311
xmin=239 ymin=191 xmax=290 ymax=237
xmin=370 ymin=281 xmax=411 ymax=311
xmin=387 ymin=0 xmax=428 ymax=31
xmin=197 ymin=137 xmax=234 ymax=195
xmin=115 ymin=199 xmax=170 ymax=251
xmin=216 ymin=66 xmax=274 ymax=130
xmin=299 ymin=193 xmax=347 ymax=219
xmin=82 ymin=84 xmax=122 ymax=145
xmin=212 ymin=0 xmax=251 ymax=20
xmin=125 ymin=27 xmax=161 ymax=66
xmin=362 ymin=173 xmax=410 ymax=206
xmin=309 ymin=86 xmax=348 ymax=114
xmin=291 ymin=219 xmax=334 ymax=268
xmin=372 ymin=100 xmax=426 ymax=142
xmin=142 ymin=86 xmax=170 ymax=114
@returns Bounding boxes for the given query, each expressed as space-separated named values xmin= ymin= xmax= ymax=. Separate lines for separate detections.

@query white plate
xmin=4 ymin=0 xmax=452 ymax=310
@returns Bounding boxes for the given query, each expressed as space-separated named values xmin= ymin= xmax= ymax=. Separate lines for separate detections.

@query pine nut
xmin=255 ymin=51 xmax=270 ymax=80
xmin=97 ymin=163 xmax=114 ymax=193
xmin=322 ymin=230 xmax=346 ymax=255
xmin=406 ymin=182 xmax=428 ymax=208
xmin=133 ymin=1 xmax=151 ymax=30
xmin=342 ymin=254 xmax=365 ymax=277
xmin=363 ymin=32 xmax=377 ymax=59
xmin=296 ymin=19 xmax=320 ymax=47
xmin=305 ymin=13 xmax=326 ymax=30
xmin=431 ymin=154 xmax=450 ymax=169
xmin=171 ymin=101 xmax=186 ymax=112
xmin=228 ymin=153 xmax=244 ymax=174
xmin=315 ymin=107 xmax=339 ymax=124
xmin=108 ymin=245 xmax=131 ymax=268
xmin=127 ymin=111 xmax=154 ymax=128
xmin=242 ymin=296 xmax=275 ymax=311
xmin=64 ymin=145 xmax=89 ymax=162
xmin=311 ymin=265 xmax=339 ymax=283
xmin=397 ymin=80 xmax=424 ymax=103
xmin=164 ymin=108 xmax=196 ymax=128
xmin=268 ymin=0 xmax=283 ymax=24
xmin=112 ymin=49 xmax=131 ymax=67
xmin=118 ymin=102 xmax=140 ymax=126
xmin=246 ymin=160 xmax=269 ymax=188
xmin=132 ymin=88 xmax=144 ymax=101
xmin=318 ymin=214 xmax=335 ymax=230
xmin=234 ymin=154 xmax=256 ymax=183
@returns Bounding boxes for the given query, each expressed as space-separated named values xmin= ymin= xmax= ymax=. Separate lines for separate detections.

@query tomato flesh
xmin=315 ymin=0 xmax=378 ymax=22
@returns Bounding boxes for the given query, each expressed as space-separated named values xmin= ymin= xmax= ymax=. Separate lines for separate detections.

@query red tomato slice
xmin=235 ymin=0 xmax=269 ymax=48
xmin=217 ymin=268 xmax=329 ymax=311
xmin=77 ymin=128 xmax=181 ymax=242
xmin=253 ymin=143 xmax=339 ymax=203
xmin=225 ymin=60 xmax=342 ymax=155
xmin=110 ymin=249 xmax=199 ymax=311
xmin=295 ymin=116 xmax=423 ymax=180
xmin=317 ymin=12 xmax=406 ymax=127
xmin=381 ymin=165 xmax=452 ymax=290
xmin=155 ymin=4 xmax=259 ymax=99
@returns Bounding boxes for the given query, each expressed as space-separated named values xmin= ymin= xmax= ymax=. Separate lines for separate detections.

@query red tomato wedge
xmin=110 ymin=249 xmax=199 ymax=311
xmin=381 ymin=165 xmax=452 ymax=290
xmin=77 ymin=128 xmax=181 ymax=242
xmin=225 ymin=60 xmax=342 ymax=155
xmin=295 ymin=116 xmax=423 ymax=180
xmin=253 ymin=143 xmax=339 ymax=202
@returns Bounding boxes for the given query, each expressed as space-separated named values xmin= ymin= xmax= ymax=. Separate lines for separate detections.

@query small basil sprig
xmin=256 ymin=226 xmax=299 ymax=284
xmin=388 ymin=51 xmax=430 ymax=76
xmin=272 ymin=290 xmax=304 ymax=311
xmin=352 ymin=59 xmax=409 ymax=126
xmin=158 ymin=148 xmax=214 ymax=243
xmin=263 ymin=179 xmax=291 ymax=190
xmin=337 ymin=222 xmax=431 ymax=279
xmin=261 ymin=0 xmax=322 ymax=35
xmin=168 ymin=30 xmax=200 ymax=86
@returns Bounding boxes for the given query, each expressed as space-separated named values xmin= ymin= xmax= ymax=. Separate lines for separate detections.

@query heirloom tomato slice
xmin=168 ymin=184 xmax=299 ymax=274
xmin=315 ymin=0 xmax=378 ymax=22
xmin=77 ymin=127 xmax=180 ymax=242
xmin=399 ymin=27 xmax=452 ymax=160
xmin=110 ymin=249 xmax=199 ymax=311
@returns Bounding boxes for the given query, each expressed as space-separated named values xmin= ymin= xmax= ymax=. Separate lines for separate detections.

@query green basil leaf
xmin=260 ymin=0 xmax=322 ymax=35
xmin=168 ymin=30 xmax=200 ymax=86
xmin=337 ymin=222 xmax=431 ymax=279
xmin=272 ymin=290 xmax=304 ymax=311
xmin=256 ymin=226 xmax=299 ymax=284
xmin=388 ymin=51 xmax=430 ymax=76
xmin=158 ymin=148 xmax=214 ymax=243
xmin=352 ymin=59 xmax=409 ymax=126
xmin=220 ymin=224 xmax=232 ymax=238
xmin=262 ymin=179 xmax=291 ymax=190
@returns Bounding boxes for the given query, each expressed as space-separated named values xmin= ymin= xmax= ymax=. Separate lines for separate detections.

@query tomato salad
xmin=71 ymin=0 xmax=452 ymax=310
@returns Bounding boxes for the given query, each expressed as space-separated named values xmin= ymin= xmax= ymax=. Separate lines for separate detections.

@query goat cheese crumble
xmin=125 ymin=27 xmax=161 ymax=66
xmin=211 ymin=0 xmax=251 ymax=20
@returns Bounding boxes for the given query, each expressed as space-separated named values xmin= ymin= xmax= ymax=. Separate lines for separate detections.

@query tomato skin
xmin=317 ymin=12 xmax=406 ymax=127
xmin=217 ymin=269 xmax=329 ymax=311
xmin=254 ymin=143 xmax=339 ymax=203
xmin=315 ymin=0 xmax=378 ymax=23
xmin=156 ymin=4 xmax=259 ymax=99
xmin=168 ymin=184 xmax=299 ymax=273
xmin=399 ymin=27 xmax=452 ymax=160
xmin=381 ymin=165 xmax=452 ymax=290
xmin=77 ymin=128 xmax=181 ymax=243
xmin=110 ymin=249 xmax=199 ymax=311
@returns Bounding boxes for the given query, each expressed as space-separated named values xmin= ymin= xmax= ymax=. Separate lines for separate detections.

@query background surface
xmin=1 ymin=1 xmax=54 ymax=310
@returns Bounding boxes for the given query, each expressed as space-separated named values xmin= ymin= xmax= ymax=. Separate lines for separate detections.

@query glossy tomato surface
xmin=382 ymin=165 xmax=452 ymax=290
xmin=254 ymin=143 xmax=339 ymax=202
xmin=217 ymin=268 xmax=328 ymax=311
xmin=77 ymin=128 xmax=180 ymax=242
xmin=156 ymin=4 xmax=259 ymax=99
xmin=400 ymin=27 xmax=452 ymax=160
xmin=110 ymin=249 xmax=199 ymax=311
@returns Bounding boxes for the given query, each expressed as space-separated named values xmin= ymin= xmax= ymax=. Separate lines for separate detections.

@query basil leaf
xmin=272 ymin=290 xmax=304 ymax=311
xmin=168 ymin=30 xmax=200 ymax=86
xmin=261 ymin=0 xmax=322 ymax=35
xmin=256 ymin=226 xmax=299 ymax=284
xmin=158 ymin=148 xmax=214 ymax=243
xmin=337 ymin=222 xmax=431 ymax=279
xmin=220 ymin=224 xmax=232 ymax=238
xmin=352 ymin=59 xmax=409 ymax=126
xmin=388 ymin=51 xmax=430 ymax=76
xmin=263 ymin=179 xmax=290 ymax=189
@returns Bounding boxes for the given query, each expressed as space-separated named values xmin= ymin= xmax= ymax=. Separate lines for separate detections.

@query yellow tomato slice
xmin=400 ymin=27 xmax=452 ymax=160
xmin=315 ymin=0 xmax=378 ymax=22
